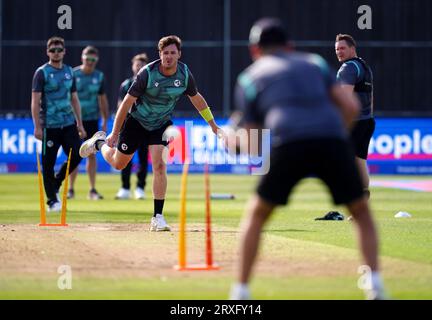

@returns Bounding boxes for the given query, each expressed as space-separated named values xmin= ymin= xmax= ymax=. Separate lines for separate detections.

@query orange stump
xmin=174 ymin=161 xmax=220 ymax=271
xmin=36 ymin=150 xmax=46 ymax=225
xmin=176 ymin=158 xmax=189 ymax=269
xmin=38 ymin=148 xmax=71 ymax=227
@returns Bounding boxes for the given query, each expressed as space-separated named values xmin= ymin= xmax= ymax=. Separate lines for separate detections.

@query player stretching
xmin=80 ymin=35 xmax=221 ymax=231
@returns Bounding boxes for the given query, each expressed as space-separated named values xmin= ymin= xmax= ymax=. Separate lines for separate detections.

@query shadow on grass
xmin=263 ymin=229 xmax=314 ymax=233
xmin=68 ymin=210 xmax=146 ymax=215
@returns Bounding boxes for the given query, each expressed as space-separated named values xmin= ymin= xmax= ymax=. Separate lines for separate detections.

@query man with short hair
xmin=229 ymin=18 xmax=386 ymax=300
xmin=115 ymin=53 xmax=150 ymax=200
xmin=80 ymin=35 xmax=222 ymax=231
xmin=31 ymin=36 xmax=86 ymax=212
xmin=335 ymin=34 xmax=375 ymax=198
xmin=69 ymin=46 xmax=109 ymax=200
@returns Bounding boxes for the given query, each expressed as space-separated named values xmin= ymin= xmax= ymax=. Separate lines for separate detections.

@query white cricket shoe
xmin=115 ymin=188 xmax=131 ymax=200
xmin=134 ymin=187 xmax=145 ymax=200
xmin=88 ymin=189 xmax=104 ymax=200
xmin=364 ymin=288 xmax=389 ymax=300
xmin=229 ymin=284 xmax=251 ymax=300
xmin=48 ymin=201 xmax=61 ymax=212
xmin=67 ymin=189 xmax=75 ymax=199
xmin=150 ymin=214 xmax=171 ymax=232
xmin=79 ymin=131 xmax=106 ymax=158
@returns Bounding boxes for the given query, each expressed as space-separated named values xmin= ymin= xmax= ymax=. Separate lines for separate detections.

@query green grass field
xmin=0 ymin=173 xmax=431 ymax=299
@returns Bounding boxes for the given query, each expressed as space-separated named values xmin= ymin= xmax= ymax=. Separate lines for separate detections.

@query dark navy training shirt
xmin=119 ymin=77 xmax=134 ymax=101
xmin=336 ymin=57 xmax=373 ymax=120
xmin=235 ymin=51 xmax=347 ymax=147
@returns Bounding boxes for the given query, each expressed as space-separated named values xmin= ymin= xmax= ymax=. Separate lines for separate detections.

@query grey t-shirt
xmin=235 ymin=51 xmax=347 ymax=147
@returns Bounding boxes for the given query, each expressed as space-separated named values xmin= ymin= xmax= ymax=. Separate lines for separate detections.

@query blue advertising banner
xmin=0 ymin=118 xmax=431 ymax=174
xmin=0 ymin=118 xmax=256 ymax=174
xmin=368 ymin=118 xmax=432 ymax=174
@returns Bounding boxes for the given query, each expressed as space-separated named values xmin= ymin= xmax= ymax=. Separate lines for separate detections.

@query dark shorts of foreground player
xmin=257 ymin=138 xmax=364 ymax=205
xmin=117 ymin=114 xmax=173 ymax=155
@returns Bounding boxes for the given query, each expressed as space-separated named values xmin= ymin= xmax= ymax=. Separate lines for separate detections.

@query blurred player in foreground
xmin=229 ymin=18 xmax=387 ymax=300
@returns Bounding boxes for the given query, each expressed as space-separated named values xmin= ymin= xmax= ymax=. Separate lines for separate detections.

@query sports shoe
xmin=67 ymin=189 xmax=75 ymax=199
xmin=48 ymin=200 xmax=61 ymax=212
xmin=364 ymin=288 xmax=389 ymax=300
xmin=134 ymin=187 xmax=145 ymax=200
xmin=150 ymin=214 xmax=171 ymax=232
xmin=115 ymin=188 xmax=131 ymax=200
xmin=315 ymin=211 xmax=345 ymax=221
xmin=229 ymin=284 xmax=251 ymax=300
xmin=88 ymin=189 xmax=104 ymax=200
xmin=79 ymin=131 xmax=106 ymax=158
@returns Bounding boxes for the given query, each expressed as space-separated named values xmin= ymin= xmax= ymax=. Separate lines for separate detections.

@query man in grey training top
xmin=229 ymin=18 xmax=387 ymax=300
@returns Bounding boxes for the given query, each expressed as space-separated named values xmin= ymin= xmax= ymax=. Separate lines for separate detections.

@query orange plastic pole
xmin=178 ymin=159 xmax=189 ymax=268
xmin=204 ymin=162 xmax=213 ymax=266
xmin=36 ymin=150 xmax=46 ymax=225
xmin=60 ymin=148 xmax=72 ymax=226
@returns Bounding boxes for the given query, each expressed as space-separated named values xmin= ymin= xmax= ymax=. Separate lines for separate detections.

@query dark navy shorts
xmin=350 ymin=118 xmax=375 ymax=160
xmin=117 ymin=114 xmax=172 ymax=155
xmin=257 ymin=138 xmax=364 ymax=206
xmin=82 ymin=120 xmax=99 ymax=140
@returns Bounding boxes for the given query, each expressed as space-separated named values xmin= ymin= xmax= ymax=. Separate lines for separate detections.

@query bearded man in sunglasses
xmin=31 ymin=36 xmax=86 ymax=212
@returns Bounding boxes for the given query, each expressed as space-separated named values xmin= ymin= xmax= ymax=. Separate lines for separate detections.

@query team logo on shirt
xmin=121 ymin=143 xmax=128 ymax=151
xmin=50 ymin=74 xmax=54 ymax=79
xmin=174 ymin=80 xmax=181 ymax=87
xmin=76 ymin=77 xmax=81 ymax=82
xmin=64 ymin=73 xmax=71 ymax=80
xmin=47 ymin=140 xmax=54 ymax=148
xmin=154 ymin=82 xmax=159 ymax=87
xmin=92 ymin=78 xmax=98 ymax=84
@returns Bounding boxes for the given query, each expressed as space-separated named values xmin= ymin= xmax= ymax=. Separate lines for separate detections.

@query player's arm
xmin=97 ymin=74 xmax=109 ymax=132
xmin=70 ymin=73 xmax=86 ymax=138
xmin=325 ymin=58 xmax=360 ymax=128
xmin=106 ymin=94 xmax=137 ymax=147
xmin=224 ymin=73 xmax=263 ymax=155
xmin=71 ymin=92 xmax=86 ymax=139
xmin=231 ymin=72 xmax=264 ymax=130
xmin=31 ymin=69 xmax=44 ymax=140
xmin=98 ymin=94 xmax=109 ymax=132
xmin=31 ymin=92 xmax=43 ymax=140
xmin=185 ymin=70 xmax=222 ymax=137
xmin=188 ymin=93 xmax=221 ymax=137
xmin=112 ymin=94 xmax=136 ymax=136
xmin=106 ymin=69 xmax=146 ymax=147
xmin=337 ymin=62 xmax=358 ymax=100
xmin=117 ymin=81 xmax=129 ymax=109
xmin=340 ymin=84 xmax=354 ymax=94
xmin=338 ymin=84 xmax=358 ymax=119
xmin=330 ymin=84 xmax=360 ymax=129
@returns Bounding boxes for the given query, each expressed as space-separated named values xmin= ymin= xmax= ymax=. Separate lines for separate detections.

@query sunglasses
xmin=48 ymin=47 xmax=64 ymax=53
xmin=83 ymin=55 xmax=98 ymax=62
